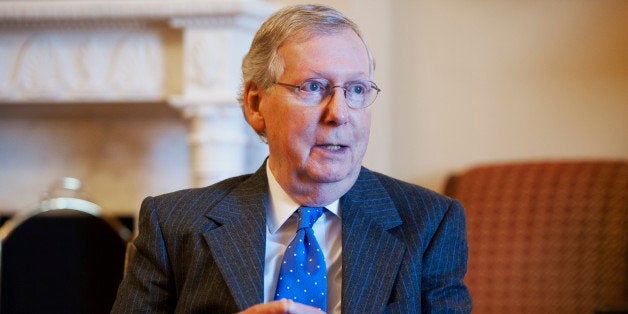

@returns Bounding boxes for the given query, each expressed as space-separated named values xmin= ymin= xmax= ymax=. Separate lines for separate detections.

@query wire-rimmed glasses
xmin=274 ymin=78 xmax=381 ymax=109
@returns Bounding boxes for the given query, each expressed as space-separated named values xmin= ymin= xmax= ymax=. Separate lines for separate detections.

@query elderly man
xmin=112 ymin=4 xmax=471 ymax=314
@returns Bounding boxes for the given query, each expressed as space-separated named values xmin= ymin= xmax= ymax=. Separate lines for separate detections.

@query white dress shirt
xmin=264 ymin=162 xmax=342 ymax=313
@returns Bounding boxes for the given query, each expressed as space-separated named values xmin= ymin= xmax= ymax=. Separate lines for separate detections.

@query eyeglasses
xmin=273 ymin=78 xmax=381 ymax=109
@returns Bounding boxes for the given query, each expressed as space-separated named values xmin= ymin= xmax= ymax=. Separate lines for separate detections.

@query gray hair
xmin=238 ymin=4 xmax=375 ymax=108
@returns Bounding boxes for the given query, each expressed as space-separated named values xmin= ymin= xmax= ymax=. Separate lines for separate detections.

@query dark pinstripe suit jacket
xmin=112 ymin=164 xmax=472 ymax=313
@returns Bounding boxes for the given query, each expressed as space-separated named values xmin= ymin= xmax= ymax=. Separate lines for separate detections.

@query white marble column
xmin=169 ymin=13 xmax=270 ymax=186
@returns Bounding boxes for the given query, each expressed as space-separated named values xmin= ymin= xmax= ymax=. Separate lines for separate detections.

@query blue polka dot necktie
xmin=274 ymin=206 xmax=327 ymax=311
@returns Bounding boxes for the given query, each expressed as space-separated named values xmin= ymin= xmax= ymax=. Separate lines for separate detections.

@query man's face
xmin=247 ymin=28 xmax=372 ymax=198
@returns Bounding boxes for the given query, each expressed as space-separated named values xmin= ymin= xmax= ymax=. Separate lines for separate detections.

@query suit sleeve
xmin=420 ymin=199 xmax=473 ymax=313
xmin=111 ymin=196 xmax=176 ymax=313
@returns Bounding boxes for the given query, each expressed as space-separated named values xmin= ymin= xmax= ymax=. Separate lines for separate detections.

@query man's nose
xmin=322 ymin=87 xmax=349 ymax=125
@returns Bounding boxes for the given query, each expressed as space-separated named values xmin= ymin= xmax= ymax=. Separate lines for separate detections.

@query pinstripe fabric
xmin=342 ymin=169 xmax=471 ymax=313
xmin=112 ymin=164 xmax=472 ymax=313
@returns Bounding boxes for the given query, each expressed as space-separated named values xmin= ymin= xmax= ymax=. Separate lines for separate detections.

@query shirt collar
xmin=266 ymin=161 xmax=339 ymax=234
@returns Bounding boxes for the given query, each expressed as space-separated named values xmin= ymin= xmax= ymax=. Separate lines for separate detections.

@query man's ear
xmin=243 ymin=81 xmax=266 ymax=134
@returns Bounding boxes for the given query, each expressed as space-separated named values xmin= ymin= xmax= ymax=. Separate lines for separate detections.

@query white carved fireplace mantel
xmin=0 ymin=0 xmax=274 ymax=191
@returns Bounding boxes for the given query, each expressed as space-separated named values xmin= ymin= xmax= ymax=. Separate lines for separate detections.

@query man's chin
xmin=306 ymin=165 xmax=360 ymax=185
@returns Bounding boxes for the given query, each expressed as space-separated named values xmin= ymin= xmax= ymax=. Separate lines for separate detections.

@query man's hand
xmin=238 ymin=299 xmax=326 ymax=314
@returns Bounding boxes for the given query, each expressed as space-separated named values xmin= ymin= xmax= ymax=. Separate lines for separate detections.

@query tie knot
xmin=297 ymin=206 xmax=323 ymax=230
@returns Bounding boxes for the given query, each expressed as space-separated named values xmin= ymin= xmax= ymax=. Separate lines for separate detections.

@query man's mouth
xmin=324 ymin=145 xmax=342 ymax=151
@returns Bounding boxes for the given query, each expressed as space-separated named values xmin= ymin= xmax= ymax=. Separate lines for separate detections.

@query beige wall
xmin=272 ymin=0 xmax=628 ymax=191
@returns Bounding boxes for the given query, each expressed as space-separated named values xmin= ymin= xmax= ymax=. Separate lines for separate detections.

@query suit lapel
xmin=203 ymin=165 xmax=269 ymax=310
xmin=341 ymin=168 xmax=405 ymax=312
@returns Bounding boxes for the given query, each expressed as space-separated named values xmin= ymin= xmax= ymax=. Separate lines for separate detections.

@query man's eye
xmin=301 ymin=81 xmax=325 ymax=93
xmin=348 ymin=83 xmax=366 ymax=95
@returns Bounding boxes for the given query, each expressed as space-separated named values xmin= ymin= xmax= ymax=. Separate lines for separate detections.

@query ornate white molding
xmin=0 ymin=1 xmax=274 ymax=26
xmin=0 ymin=0 xmax=275 ymax=103
xmin=0 ymin=30 xmax=164 ymax=102
xmin=0 ymin=0 xmax=274 ymax=186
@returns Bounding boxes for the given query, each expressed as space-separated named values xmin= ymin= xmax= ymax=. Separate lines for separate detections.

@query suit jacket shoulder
xmin=368 ymin=169 xmax=463 ymax=240
xmin=145 ymin=173 xmax=253 ymax=235
xmin=341 ymin=168 xmax=472 ymax=313
xmin=113 ymin=169 xmax=269 ymax=313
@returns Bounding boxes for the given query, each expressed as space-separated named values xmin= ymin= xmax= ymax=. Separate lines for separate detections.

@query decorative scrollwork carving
xmin=1 ymin=30 xmax=163 ymax=102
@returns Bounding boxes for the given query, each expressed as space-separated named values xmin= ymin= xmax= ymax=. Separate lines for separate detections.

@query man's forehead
xmin=279 ymin=29 xmax=367 ymax=58
xmin=286 ymin=25 xmax=361 ymax=46
xmin=274 ymin=27 xmax=372 ymax=80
